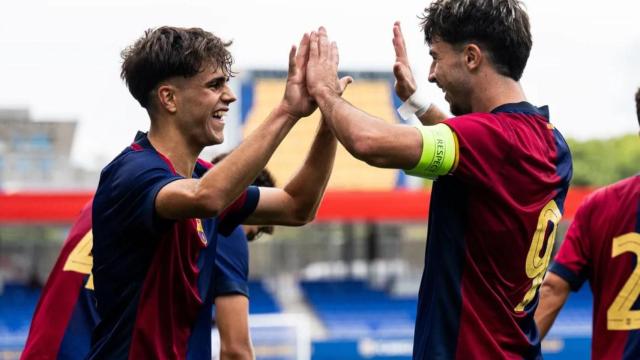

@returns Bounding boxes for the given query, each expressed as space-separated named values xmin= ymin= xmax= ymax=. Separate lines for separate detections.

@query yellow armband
xmin=404 ymin=123 xmax=458 ymax=179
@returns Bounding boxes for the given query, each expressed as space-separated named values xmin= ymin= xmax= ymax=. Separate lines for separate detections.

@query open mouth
xmin=211 ymin=109 xmax=228 ymax=122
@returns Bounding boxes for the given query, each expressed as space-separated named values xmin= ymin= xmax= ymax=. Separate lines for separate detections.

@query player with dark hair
xmin=89 ymin=26 xmax=350 ymax=359
xmin=210 ymin=153 xmax=275 ymax=359
xmin=20 ymin=163 xmax=276 ymax=360
xmin=304 ymin=0 xmax=572 ymax=358
xmin=535 ymin=90 xmax=640 ymax=359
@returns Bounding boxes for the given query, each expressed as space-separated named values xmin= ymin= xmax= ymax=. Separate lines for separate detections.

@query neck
xmin=470 ymin=73 xmax=526 ymax=113
xmin=147 ymin=119 xmax=201 ymax=178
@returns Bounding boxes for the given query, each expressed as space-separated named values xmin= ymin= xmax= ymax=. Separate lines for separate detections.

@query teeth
xmin=213 ymin=111 xmax=226 ymax=118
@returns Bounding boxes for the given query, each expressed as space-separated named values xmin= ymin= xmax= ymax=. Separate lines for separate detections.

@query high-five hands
xmin=306 ymin=27 xmax=352 ymax=101
xmin=282 ymin=33 xmax=317 ymax=119
xmin=392 ymin=21 xmax=418 ymax=102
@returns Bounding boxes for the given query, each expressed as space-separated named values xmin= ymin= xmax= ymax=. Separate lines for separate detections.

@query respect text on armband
xmin=428 ymin=138 xmax=445 ymax=172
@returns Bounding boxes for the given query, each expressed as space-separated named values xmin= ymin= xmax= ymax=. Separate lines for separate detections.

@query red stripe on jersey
xmin=128 ymin=219 xmax=205 ymax=359
xmin=21 ymin=202 xmax=93 ymax=358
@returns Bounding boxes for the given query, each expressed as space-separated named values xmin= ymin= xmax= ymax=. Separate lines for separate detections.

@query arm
xmin=392 ymin=21 xmax=447 ymax=126
xmin=534 ymin=272 xmax=571 ymax=339
xmin=246 ymin=73 xmax=353 ymax=226
xmin=245 ymin=118 xmax=337 ymax=226
xmin=305 ymin=27 xmax=423 ymax=170
xmin=156 ymin=34 xmax=317 ymax=220
xmin=215 ymin=295 xmax=254 ymax=360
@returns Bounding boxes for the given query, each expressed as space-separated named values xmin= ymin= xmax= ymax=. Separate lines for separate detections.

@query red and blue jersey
xmin=89 ymin=132 xmax=259 ymax=360
xmin=21 ymin=202 xmax=99 ymax=360
xmin=413 ymin=102 xmax=572 ymax=359
xmin=550 ymin=175 xmax=640 ymax=359
xmin=214 ymin=226 xmax=250 ymax=298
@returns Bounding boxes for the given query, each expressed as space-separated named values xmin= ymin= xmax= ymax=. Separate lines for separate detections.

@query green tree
xmin=567 ymin=134 xmax=639 ymax=186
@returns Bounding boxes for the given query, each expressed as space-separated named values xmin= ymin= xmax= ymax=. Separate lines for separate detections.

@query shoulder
xmin=585 ymin=175 xmax=640 ymax=210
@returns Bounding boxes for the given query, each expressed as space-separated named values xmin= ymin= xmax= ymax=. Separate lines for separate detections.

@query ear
xmin=463 ymin=44 xmax=483 ymax=72
xmin=156 ymin=84 xmax=178 ymax=113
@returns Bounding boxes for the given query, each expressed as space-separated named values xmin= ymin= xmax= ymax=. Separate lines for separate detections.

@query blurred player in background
xmin=20 ymin=203 xmax=96 ymax=360
xmin=90 ymin=26 xmax=350 ymax=359
xmin=304 ymin=0 xmax=572 ymax=358
xmin=210 ymin=153 xmax=275 ymax=360
xmin=535 ymin=89 xmax=640 ymax=359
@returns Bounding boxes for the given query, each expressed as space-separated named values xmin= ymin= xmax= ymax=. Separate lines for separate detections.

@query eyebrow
xmin=205 ymin=75 xmax=228 ymax=87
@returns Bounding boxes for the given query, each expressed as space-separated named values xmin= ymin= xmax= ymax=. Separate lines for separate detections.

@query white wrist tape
xmin=397 ymin=88 xmax=432 ymax=120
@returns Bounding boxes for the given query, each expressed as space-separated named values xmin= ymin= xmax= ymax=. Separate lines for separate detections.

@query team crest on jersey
xmin=195 ymin=219 xmax=207 ymax=245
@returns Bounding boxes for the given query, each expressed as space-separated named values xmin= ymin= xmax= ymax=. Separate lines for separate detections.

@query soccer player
xmin=89 ymin=27 xmax=350 ymax=359
xmin=535 ymin=89 xmax=640 ymax=359
xmin=20 ymin=202 xmax=96 ymax=360
xmin=304 ymin=0 xmax=572 ymax=358
xmin=20 ymin=165 xmax=276 ymax=360
xmin=210 ymin=154 xmax=276 ymax=359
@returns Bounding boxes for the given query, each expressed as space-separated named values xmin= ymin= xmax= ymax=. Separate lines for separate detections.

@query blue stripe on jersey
xmin=551 ymin=127 xmax=573 ymax=214
xmin=413 ymin=175 xmax=467 ymax=359
xmin=623 ymin=195 xmax=640 ymax=359
xmin=57 ymin=284 xmax=100 ymax=360
xmin=548 ymin=262 xmax=587 ymax=292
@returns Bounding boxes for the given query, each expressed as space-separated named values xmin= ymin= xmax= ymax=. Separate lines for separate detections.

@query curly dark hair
xmin=121 ymin=26 xmax=234 ymax=109
xmin=636 ymin=88 xmax=640 ymax=127
xmin=420 ymin=0 xmax=532 ymax=81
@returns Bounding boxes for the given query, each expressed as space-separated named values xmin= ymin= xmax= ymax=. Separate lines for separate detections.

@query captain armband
xmin=404 ymin=123 xmax=458 ymax=179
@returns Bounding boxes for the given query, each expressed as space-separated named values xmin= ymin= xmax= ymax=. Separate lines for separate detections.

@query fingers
xmin=393 ymin=21 xmax=409 ymax=65
xmin=288 ymin=45 xmax=297 ymax=76
xmin=297 ymin=33 xmax=310 ymax=68
xmin=338 ymin=76 xmax=354 ymax=95
xmin=309 ymin=31 xmax=319 ymax=60
xmin=331 ymin=41 xmax=339 ymax=67
xmin=318 ymin=26 xmax=329 ymax=59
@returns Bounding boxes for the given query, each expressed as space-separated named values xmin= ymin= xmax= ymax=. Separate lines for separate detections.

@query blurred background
xmin=1 ymin=1 xmax=640 ymax=359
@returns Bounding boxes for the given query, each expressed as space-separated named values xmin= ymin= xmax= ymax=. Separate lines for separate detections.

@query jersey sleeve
xmin=217 ymin=186 xmax=260 ymax=236
xmin=98 ymin=150 xmax=183 ymax=234
xmin=548 ymin=197 xmax=592 ymax=291
xmin=213 ymin=227 xmax=250 ymax=298
xmin=442 ymin=114 xmax=514 ymax=187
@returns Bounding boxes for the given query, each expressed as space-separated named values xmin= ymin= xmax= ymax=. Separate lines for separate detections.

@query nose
xmin=428 ymin=62 xmax=437 ymax=83
xmin=223 ymin=85 xmax=237 ymax=104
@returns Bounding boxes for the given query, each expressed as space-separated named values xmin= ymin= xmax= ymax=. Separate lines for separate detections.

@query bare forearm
xmin=195 ymin=104 xmax=297 ymax=216
xmin=283 ymin=119 xmax=337 ymax=221
xmin=535 ymin=274 xmax=571 ymax=338
xmin=315 ymin=91 xmax=420 ymax=169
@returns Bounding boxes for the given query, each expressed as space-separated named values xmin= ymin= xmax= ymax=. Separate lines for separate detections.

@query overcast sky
xmin=2 ymin=0 xmax=639 ymax=170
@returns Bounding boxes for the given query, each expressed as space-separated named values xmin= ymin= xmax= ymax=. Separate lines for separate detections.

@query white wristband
xmin=397 ymin=88 xmax=432 ymax=120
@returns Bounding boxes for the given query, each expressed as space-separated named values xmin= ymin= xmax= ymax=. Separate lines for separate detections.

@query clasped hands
xmin=282 ymin=23 xmax=415 ymax=120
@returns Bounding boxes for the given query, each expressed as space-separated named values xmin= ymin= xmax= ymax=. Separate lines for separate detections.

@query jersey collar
xmin=491 ymin=101 xmax=550 ymax=121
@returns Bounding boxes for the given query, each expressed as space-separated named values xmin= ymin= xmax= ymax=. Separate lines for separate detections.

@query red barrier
xmin=0 ymin=188 xmax=593 ymax=224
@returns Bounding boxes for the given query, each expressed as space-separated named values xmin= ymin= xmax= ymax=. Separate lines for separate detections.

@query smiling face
xmin=427 ymin=39 xmax=473 ymax=116
xmin=172 ymin=64 xmax=237 ymax=147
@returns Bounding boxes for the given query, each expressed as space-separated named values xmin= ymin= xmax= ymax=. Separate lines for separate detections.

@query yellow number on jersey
xmin=62 ymin=230 xmax=95 ymax=290
xmin=515 ymin=200 xmax=561 ymax=312
xmin=607 ymin=232 xmax=640 ymax=330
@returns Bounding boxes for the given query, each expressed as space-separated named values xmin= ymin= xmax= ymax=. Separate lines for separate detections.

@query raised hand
xmin=306 ymin=27 xmax=342 ymax=100
xmin=392 ymin=21 xmax=418 ymax=101
xmin=281 ymin=33 xmax=317 ymax=119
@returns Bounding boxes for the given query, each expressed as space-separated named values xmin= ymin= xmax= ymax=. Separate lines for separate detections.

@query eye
xmin=209 ymin=77 xmax=229 ymax=90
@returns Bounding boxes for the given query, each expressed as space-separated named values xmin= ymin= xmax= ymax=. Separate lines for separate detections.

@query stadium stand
xmin=301 ymin=279 xmax=416 ymax=339
xmin=242 ymin=73 xmax=401 ymax=189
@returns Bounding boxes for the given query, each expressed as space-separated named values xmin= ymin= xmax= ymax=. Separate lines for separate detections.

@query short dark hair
xmin=635 ymin=88 xmax=640 ymax=127
xmin=121 ymin=26 xmax=234 ymax=108
xmin=420 ymin=0 xmax=532 ymax=81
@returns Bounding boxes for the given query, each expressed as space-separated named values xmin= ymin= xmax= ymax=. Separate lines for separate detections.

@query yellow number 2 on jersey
xmin=607 ymin=232 xmax=640 ymax=330
xmin=515 ymin=200 xmax=562 ymax=312
xmin=62 ymin=230 xmax=95 ymax=290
